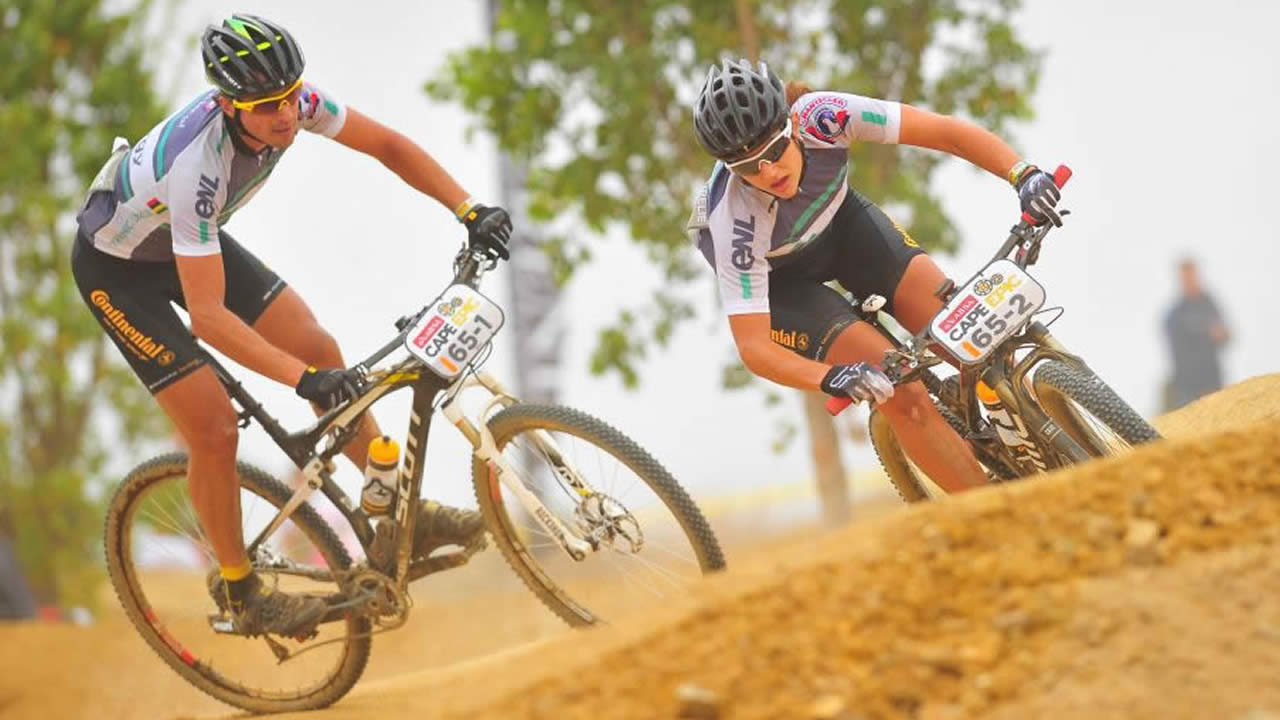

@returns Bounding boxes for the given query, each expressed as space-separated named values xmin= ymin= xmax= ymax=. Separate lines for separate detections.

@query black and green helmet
xmin=201 ymin=14 xmax=305 ymax=99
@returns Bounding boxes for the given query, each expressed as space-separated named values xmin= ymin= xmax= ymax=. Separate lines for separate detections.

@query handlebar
xmin=991 ymin=164 xmax=1072 ymax=269
xmin=825 ymin=164 xmax=1072 ymax=417
xmin=365 ymin=244 xmax=498 ymax=374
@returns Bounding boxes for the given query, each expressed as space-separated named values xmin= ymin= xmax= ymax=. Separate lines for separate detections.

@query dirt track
xmin=4 ymin=375 xmax=1279 ymax=720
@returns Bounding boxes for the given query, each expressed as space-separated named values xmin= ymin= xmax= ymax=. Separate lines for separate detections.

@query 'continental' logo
xmin=89 ymin=290 xmax=171 ymax=365
xmin=770 ymin=328 xmax=810 ymax=352
xmin=891 ymin=217 xmax=919 ymax=249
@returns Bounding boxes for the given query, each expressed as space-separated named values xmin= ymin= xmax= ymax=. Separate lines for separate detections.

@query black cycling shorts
xmin=70 ymin=231 xmax=286 ymax=393
xmin=766 ymin=189 xmax=927 ymax=361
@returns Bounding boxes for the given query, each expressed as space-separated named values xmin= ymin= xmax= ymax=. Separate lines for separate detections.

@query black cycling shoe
xmin=208 ymin=572 xmax=328 ymax=637
xmin=412 ymin=500 xmax=486 ymax=560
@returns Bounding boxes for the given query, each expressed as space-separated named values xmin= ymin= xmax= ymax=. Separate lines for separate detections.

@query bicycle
xmin=828 ymin=165 xmax=1162 ymax=501
xmin=102 ymin=242 xmax=726 ymax=713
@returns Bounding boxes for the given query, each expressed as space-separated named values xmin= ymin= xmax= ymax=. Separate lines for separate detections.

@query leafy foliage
xmin=0 ymin=0 xmax=173 ymax=606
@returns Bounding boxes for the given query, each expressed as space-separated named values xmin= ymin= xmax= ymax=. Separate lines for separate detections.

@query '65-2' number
xmin=969 ymin=292 xmax=1029 ymax=349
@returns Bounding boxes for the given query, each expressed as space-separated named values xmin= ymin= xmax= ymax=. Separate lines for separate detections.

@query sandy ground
xmin=3 ymin=374 xmax=1278 ymax=720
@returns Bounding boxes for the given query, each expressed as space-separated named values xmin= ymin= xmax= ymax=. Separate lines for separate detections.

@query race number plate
xmin=927 ymin=259 xmax=1046 ymax=365
xmin=403 ymin=284 xmax=505 ymax=379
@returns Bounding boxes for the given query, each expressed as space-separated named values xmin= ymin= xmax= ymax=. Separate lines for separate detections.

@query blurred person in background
xmin=687 ymin=59 xmax=1064 ymax=494
xmin=1162 ymin=257 xmax=1230 ymax=411
xmin=69 ymin=14 xmax=512 ymax=636
xmin=0 ymin=532 xmax=37 ymax=621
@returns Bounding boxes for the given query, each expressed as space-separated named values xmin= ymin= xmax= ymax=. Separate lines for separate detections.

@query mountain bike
xmin=102 ymin=243 xmax=725 ymax=713
xmin=828 ymin=166 xmax=1161 ymax=501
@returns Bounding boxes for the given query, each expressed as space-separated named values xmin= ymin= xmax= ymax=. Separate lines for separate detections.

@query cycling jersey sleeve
xmin=710 ymin=214 xmax=772 ymax=316
xmin=298 ymin=82 xmax=347 ymax=138
xmin=167 ymin=149 xmax=227 ymax=257
xmin=793 ymin=91 xmax=902 ymax=148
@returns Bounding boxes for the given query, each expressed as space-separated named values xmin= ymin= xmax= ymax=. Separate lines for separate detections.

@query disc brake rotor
xmin=575 ymin=493 xmax=644 ymax=554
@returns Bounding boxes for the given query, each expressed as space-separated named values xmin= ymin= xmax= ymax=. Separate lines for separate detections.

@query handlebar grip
xmin=826 ymin=395 xmax=854 ymax=416
xmin=1020 ymin=164 xmax=1073 ymax=224
xmin=1052 ymin=164 xmax=1072 ymax=188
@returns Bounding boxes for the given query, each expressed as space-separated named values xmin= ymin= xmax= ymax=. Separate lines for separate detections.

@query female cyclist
xmin=688 ymin=59 xmax=1063 ymax=493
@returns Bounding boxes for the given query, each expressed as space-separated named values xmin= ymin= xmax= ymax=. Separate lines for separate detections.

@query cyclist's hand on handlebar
xmin=295 ymin=366 xmax=361 ymax=410
xmin=458 ymin=202 xmax=513 ymax=260
xmin=1014 ymin=165 xmax=1063 ymax=227
xmin=821 ymin=363 xmax=895 ymax=406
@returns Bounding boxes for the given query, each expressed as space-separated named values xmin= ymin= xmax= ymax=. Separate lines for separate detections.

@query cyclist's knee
xmin=876 ymin=381 xmax=932 ymax=424
xmin=187 ymin=409 xmax=239 ymax=457
xmin=299 ymin=326 xmax=343 ymax=368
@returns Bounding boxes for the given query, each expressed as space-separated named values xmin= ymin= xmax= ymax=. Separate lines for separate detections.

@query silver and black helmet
xmin=693 ymin=59 xmax=788 ymax=160
xmin=201 ymin=14 xmax=305 ymax=99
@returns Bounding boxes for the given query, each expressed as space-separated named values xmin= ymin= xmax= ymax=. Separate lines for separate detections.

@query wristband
xmin=1007 ymin=160 xmax=1034 ymax=188
xmin=452 ymin=197 xmax=477 ymax=223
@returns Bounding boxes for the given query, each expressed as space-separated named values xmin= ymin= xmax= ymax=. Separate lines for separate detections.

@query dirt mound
xmin=431 ymin=378 xmax=1280 ymax=720
xmin=5 ymin=377 xmax=1279 ymax=720
xmin=1154 ymin=373 xmax=1280 ymax=439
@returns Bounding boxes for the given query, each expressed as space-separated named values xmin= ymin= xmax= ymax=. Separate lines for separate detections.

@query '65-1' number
xmin=447 ymin=315 xmax=495 ymax=362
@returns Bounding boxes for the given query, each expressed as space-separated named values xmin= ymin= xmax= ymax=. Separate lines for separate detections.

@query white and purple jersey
xmin=688 ymin=91 xmax=903 ymax=315
xmin=79 ymin=82 xmax=346 ymax=261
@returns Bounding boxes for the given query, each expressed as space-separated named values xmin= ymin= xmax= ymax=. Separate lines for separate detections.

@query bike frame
xmin=855 ymin=208 xmax=1096 ymax=476
xmin=205 ymin=248 xmax=595 ymax=597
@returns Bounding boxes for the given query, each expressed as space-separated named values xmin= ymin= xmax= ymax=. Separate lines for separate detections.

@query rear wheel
xmin=103 ymin=453 xmax=371 ymax=713
xmin=1032 ymin=360 xmax=1161 ymax=457
xmin=472 ymin=404 xmax=725 ymax=627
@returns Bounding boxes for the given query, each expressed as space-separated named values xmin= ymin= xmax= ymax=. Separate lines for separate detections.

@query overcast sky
xmin=140 ymin=1 xmax=1279 ymax=511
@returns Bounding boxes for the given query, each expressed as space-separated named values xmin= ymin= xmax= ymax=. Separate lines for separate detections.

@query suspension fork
xmin=983 ymin=345 xmax=1092 ymax=465
xmin=439 ymin=377 xmax=594 ymax=561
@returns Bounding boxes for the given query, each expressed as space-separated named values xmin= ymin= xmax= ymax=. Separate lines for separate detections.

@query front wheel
xmin=103 ymin=453 xmax=371 ymax=713
xmin=1032 ymin=360 xmax=1162 ymax=457
xmin=868 ymin=402 xmax=969 ymax=503
xmin=472 ymin=404 xmax=725 ymax=627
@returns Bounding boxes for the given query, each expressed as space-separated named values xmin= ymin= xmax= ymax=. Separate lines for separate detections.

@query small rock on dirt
xmin=676 ymin=683 xmax=721 ymax=719
xmin=809 ymin=694 xmax=849 ymax=719
xmin=1125 ymin=519 xmax=1162 ymax=564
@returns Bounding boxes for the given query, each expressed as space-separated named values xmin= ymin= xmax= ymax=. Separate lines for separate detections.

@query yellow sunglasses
xmin=229 ymin=78 xmax=303 ymax=115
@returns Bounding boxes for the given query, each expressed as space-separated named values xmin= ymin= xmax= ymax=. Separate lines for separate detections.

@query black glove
xmin=295 ymin=366 xmax=361 ymax=410
xmin=459 ymin=202 xmax=512 ymax=260
xmin=1015 ymin=166 xmax=1063 ymax=227
xmin=820 ymin=363 xmax=895 ymax=405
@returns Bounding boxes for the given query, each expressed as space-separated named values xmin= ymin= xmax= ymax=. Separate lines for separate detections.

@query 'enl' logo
xmin=194 ymin=174 xmax=219 ymax=219
xmin=730 ymin=216 xmax=755 ymax=271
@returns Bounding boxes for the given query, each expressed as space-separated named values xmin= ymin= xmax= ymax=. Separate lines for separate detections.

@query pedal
xmin=209 ymin=613 xmax=238 ymax=635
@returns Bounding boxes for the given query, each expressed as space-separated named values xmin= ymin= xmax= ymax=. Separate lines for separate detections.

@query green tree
xmin=429 ymin=0 xmax=1038 ymax=520
xmin=0 ymin=0 xmax=173 ymax=607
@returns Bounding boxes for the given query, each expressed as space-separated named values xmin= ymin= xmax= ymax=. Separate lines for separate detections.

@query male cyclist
xmin=71 ymin=14 xmax=512 ymax=636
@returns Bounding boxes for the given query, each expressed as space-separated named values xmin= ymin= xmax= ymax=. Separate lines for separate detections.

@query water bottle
xmin=361 ymin=435 xmax=400 ymax=515
xmin=975 ymin=381 xmax=1026 ymax=448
